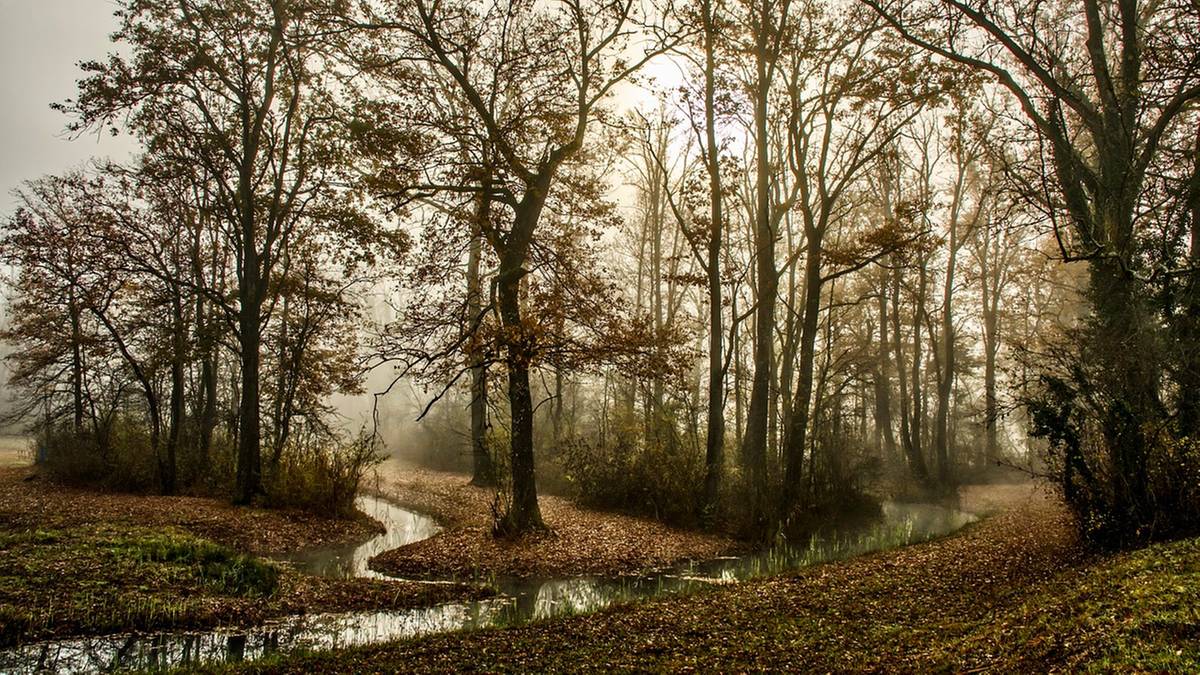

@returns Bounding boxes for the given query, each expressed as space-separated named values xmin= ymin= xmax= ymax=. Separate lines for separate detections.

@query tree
xmin=64 ymin=0 xmax=384 ymax=504
xmin=1 ymin=175 xmax=109 ymax=445
xmin=866 ymin=0 xmax=1200 ymax=543
xmin=696 ymin=0 xmax=732 ymax=519
xmin=359 ymin=0 xmax=678 ymax=533
xmin=931 ymin=106 xmax=991 ymax=487
xmin=735 ymin=0 xmax=798 ymax=526
xmin=775 ymin=1 xmax=937 ymax=518
xmin=968 ymin=154 xmax=1023 ymax=467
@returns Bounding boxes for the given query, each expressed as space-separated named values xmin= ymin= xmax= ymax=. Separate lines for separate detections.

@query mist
xmin=0 ymin=0 xmax=1198 ymax=671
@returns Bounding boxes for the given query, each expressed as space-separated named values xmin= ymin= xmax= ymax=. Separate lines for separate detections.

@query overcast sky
xmin=0 ymin=0 xmax=137 ymax=210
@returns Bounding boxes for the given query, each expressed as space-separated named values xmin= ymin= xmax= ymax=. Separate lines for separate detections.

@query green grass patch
xmin=107 ymin=532 xmax=278 ymax=596
xmin=959 ymin=536 xmax=1200 ymax=672
xmin=0 ymin=525 xmax=280 ymax=647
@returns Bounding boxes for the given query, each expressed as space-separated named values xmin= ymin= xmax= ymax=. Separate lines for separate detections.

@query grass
xmin=0 ymin=467 xmax=496 ymax=650
xmin=186 ymin=494 xmax=1200 ymax=673
xmin=0 ymin=521 xmax=494 ymax=649
xmin=110 ymin=532 xmax=279 ymax=596
xmin=0 ymin=523 xmax=493 ymax=650
xmin=951 ymin=534 xmax=1200 ymax=672
xmin=0 ymin=526 xmax=280 ymax=646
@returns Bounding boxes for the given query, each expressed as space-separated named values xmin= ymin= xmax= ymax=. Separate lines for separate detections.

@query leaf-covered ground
xmin=0 ymin=467 xmax=379 ymax=554
xmin=205 ymin=484 xmax=1200 ymax=672
xmin=0 ymin=468 xmax=490 ymax=647
xmin=366 ymin=461 xmax=741 ymax=580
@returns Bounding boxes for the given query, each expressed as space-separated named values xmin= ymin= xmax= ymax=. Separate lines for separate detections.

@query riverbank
xmin=0 ymin=467 xmax=381 ymax=554
xmin=367 ymin=460 xmax=741 ymax=579
xmin=202 ymin=483 xmax=1200 ymax=672
xmin=0 ymin=467 xmax=488 ymax=647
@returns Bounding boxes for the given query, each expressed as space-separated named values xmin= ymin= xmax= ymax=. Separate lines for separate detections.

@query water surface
xmin=272 ymin=496 xmax=442 ymax=579
xmin=0 ymin=496 xmax=975 ymax=673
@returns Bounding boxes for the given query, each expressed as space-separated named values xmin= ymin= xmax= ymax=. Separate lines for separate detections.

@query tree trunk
xmin=733 ymin=293 xmax=744 ymax=447
xmin=875 ymin=273 xmax=898 ymax=460
xmin=235 ymin=267 xmax=263 ymax=505
xmin=552 ymin=366 xmax=564 ymax=445
xmin=1089 ymin=255 xmax=1157 ymax=514
xmin=491 ymin=188 xmax=549 ymax=534
xmin=893 ymin=266 xmax=928 ymax=483
xmin=270 ymin=289 xmax=291 ymax=466
xmin=740 ymin=19 xmax=778 ymax=524
xmin=979 ymin=234 xmax=1001 ymax=466
xmin=700 ymin=30 xmax=726 ymax=515
xmin=69 ymin=292 xmax=84 ymax=434
xmin=468 ymin=195 xmax=496 ymax=487
xmin=781 ymin=231 xmax=823 ymax=515
xmin=1176 ymin=122 xmax=1200 ymax=438
xmin=934 ymin=227 xmax=958 ymax=487
xmin=649 ymin=153 xmax=666 ymax=432
xmin=199 ymin=337 xmax=218 ymax=465
xmin=497 ymin=262 xmax=543 ymax=532
xmin=163 ymin=286 xmax=185 ymax=496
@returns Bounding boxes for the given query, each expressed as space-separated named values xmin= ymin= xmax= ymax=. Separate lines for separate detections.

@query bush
xmin=555 ymin=420 xmax=705 ymax=526
xmin=35 ymin=416 xmax=380 ymax=520
xmin=37 ymin=416 xmax=236 ymax=495
xmin=39 ymin=419 xmax=159 ymax=492
xmin=264 ymin=426 xmax=384 ymax=518
xmin=1027 ymin=370 xmax=1200 ymax=547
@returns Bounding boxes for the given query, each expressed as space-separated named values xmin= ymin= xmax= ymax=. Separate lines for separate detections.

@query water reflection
xmin=272 ymin=495 xmax=442 ymax=579
xmin=0 ymin=498 xmax=975 ymax=673
xmin=0 ymin=601 xmax=516 ymax=674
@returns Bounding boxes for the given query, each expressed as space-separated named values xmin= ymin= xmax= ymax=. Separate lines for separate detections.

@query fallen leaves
xmin=0 ymin=467 xmax=380 ymax=554
xmin=209 ymin=483 xmax=1138 ymax=674
xmin=0 ymin=468 xmax=489 ymax=647
xmin=367 ymin=462 xmax=741 ymax=580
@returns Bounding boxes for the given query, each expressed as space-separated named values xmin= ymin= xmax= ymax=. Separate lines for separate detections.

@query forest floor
xmin=366 ymin=459 xmax=741 ymax=579
xmin=0 ymin=466 xmax=489 ymax=648
xmin=205 ymin=483 xmax=1200 ymax=673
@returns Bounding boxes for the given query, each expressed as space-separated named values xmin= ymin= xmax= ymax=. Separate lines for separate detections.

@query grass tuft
xmin=109 ymin=533 xmax=279 ymax=596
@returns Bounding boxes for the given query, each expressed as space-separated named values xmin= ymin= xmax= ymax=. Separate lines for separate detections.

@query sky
xmin=0 ymin=1 xmax=685 ymax=428
xmin=0 ymin=2 xmax=672 ymax=211
xmin=0 ymin=1 xmax=139 ymax=426
xmin=0 ymin=0 xmax=137 ymax=210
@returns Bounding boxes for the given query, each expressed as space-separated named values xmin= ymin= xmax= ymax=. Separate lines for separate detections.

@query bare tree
xmin=65 ymin=0 xmax=372 ymax=504
xmin=360 ymin=0 xmax=679 ymax=533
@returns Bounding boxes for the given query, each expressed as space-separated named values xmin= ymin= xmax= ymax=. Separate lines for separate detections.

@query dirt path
xmin=366 ymin=459 xmax=742 ymax=579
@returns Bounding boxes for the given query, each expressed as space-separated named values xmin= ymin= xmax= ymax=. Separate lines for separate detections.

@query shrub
xmin=39 ymin=418 xmax=159 ymax=492
xmin=35 ymin=415 xmax=380 ymax=520
xmin=1027 ymin=369 xmax=1200 ymax=547
xmin=264 ymin=426 xmax=384 ymax=518
xmin=37 ymin=417 xmax=236 ymax=495
xmin=555 ymin=419 xmax=705 ymax=526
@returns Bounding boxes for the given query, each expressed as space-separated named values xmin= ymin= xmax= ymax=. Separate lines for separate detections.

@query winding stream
xmin=0 ymin=495 xmax=976 ymax=673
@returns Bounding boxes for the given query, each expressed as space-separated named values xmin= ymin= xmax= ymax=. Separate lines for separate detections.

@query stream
xmin=0 ymin=495 xmax=976 ymax=673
